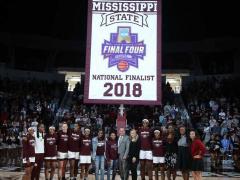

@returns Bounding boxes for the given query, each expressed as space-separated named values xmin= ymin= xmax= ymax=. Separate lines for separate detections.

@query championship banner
xmin=84 ymin=0 xmax=162 ymax=105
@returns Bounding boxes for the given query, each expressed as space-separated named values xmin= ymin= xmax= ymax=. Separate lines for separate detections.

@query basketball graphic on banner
xmin=117 ymin=60 xmax=129 ymax=72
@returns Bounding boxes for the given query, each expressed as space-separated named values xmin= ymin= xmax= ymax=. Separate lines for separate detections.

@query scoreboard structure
xmin=84 ymin=0 xmax=162 ymax=105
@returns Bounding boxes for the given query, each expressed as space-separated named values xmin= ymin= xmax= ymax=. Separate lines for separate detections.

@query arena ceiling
xmin=0 ymin=0 xmax=239 ymax=70
xmin=1 ymin=0 xmax=239 ymax=42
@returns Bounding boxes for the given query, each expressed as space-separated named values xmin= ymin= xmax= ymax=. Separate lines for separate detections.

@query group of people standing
xmin=22 ymin=119 xmax=206 ymax=180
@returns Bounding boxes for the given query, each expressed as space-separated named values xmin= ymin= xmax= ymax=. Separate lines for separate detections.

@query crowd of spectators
xmin=182 ymin=76 xmax=240 ymax=170
xmin=0 ymin=77 xmax=66 ymax=167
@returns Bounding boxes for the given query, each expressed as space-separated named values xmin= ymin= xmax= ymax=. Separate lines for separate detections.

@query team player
xmin=139 ymin=119 xmax=153 ymax=180
xmin=165 ymin=133 xmax=178 ymax=180
xmin=68 ymin=123 xmax=81 ymax=180
xmin=106 ymin=131 xmax=118 ymax=180
xmin=22 ymin=127 xmax=35 ymax=180
xmin=32 ymin=123 xmax=45 ymax=180
xmin=79 ymin=128 xmax=92 ymax=180
xmin=152 ymin=129 xmax=166 ymax=180
xmin=57 ymin=122 xmax=69 ymax=180
xmin=44 ymin=126 xmax=58 ymax=180
xmin=92 ymin=129 xmax=106 ymax=180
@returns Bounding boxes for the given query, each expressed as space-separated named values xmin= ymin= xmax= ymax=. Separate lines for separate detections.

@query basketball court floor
xmin=0 ymin=169 xmax=240 ymax=180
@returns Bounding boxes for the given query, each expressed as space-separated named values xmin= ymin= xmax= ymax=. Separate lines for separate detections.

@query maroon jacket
xmin=44 ymin=133 xmax=57 ymax=157
xmin=152 ymin=138 xmax=165 ymax=156
xmin=68 ymin=130 xmax=81 ymax=152
xmin=57 ymin=131 xmax=68 ymax=153
xmin=191 ymin=139 xmax=206 ymax=159
xmin=139 ymin=127 xmax=152 ymax=150
xmin=106 ymin=139 xmax=118 ymax=161
xmin=80 ymin=135 xmax=91 ymax=155
xmin=22 ymin=134 xmax=35 ymax=160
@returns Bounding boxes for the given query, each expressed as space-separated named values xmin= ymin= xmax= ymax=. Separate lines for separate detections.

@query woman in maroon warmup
xmin=106 ymin=131 xmax=118 ymax=180
xmin=152 ymin=129 xmax=166 ymax=180
xmin=22 ymin=127 xmax=35 ymax=180
xmin=44 ymin=126 xmax=58 ymax=180
xmin=68 ymin=123 xmax=81 ymax=180
xmin=139 ymin=119 xmax=153 ymax=180
xmin=57 ymin=122 xmax=69 ymax=180
xmin=79 ymin=127 xmax=92 ymax=180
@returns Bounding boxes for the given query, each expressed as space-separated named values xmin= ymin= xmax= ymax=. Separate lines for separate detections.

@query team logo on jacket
xmin=72 ymin=133 xmax=80 ymax=141
xmin=153 ymin=140 xmax=162 ymax=147
xmin=29 ymin=139 xmax=35 ymax=146
xmin=102 ymin=27 xmax=146 ymax=72
xmin=141 ymin=131 xmax=149 ymax=138
xmin=97 ymin=141 xmax=105 ymax=147
xmin=111 ymin=143 xmax=118 ymax=150
xmin=83 ymin=139 xmax=91 ymax=146
xmin=47 ymin=137 xmax=56 ymax=145
xmin=61 ymin=134 xmax=68 ymax=141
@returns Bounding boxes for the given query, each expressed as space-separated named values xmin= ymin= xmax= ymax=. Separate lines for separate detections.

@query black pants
xmin=127 ymin=161 xmax=138 ymax=180
xmin=31 ymin=153 xmax=44 ymax=180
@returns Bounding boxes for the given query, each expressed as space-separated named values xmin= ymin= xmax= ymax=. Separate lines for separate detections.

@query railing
xmin=0 ymin=145 xmax=22 ymax=169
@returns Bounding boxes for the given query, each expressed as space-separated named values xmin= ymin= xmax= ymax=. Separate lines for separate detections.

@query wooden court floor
xmin=0 ymin=171 xmax=240 ymax=180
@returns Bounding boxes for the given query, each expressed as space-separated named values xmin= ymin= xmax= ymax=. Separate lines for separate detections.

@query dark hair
xmin=97 ymin=129 xmax=105 ymax=138
xmin=167 ymin=132 xmax=175 ymax=137
xmin=98 ymin=129 xmax=104 ymax=133
xmin=179 ymin=124 xmax=186 ymax=129
xmin=37 ymin=123 xmax=44 ymax=138
xmin=189 ymin=129 xmax=200 ymax=140
xmin=108 ymin=131 xmax=117 ymax=141
xmin=176 ymin=125 xmax=191 ymax=144
xmin=109 ymin=131 xmax=116 ymax=136
xmin=178 ymin=125 xmax=187 ymax=136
